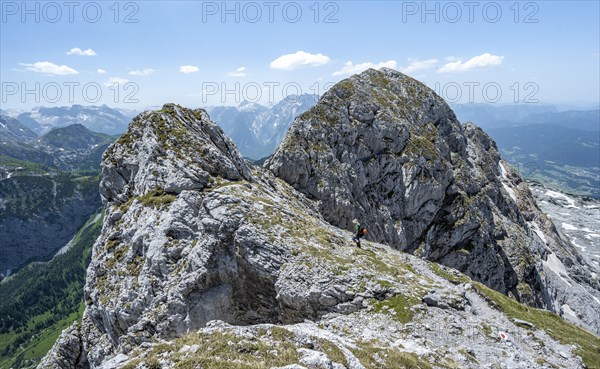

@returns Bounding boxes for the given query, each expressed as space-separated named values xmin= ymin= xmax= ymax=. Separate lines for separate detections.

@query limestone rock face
xmin=266 ymin=68 xmax=599 ymax=331
xmin=39 ymin=80 xmax=599 ymax=369
xmin=100 ymin=105 xmax=253 ymax=204
xmin=37 ymin=323 xmax=88 ymax=369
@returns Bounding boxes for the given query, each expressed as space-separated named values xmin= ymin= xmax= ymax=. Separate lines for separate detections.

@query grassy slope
xmin=429 ymin=264 xmax=600 ymax=369
xmin=473 ymin=281 xmax=600 ymax=369
xmin=0 ymin=156 xmax=50 ymax=173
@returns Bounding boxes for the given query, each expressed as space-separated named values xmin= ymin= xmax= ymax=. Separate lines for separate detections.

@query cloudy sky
xmin=1 ymin=1 xmax=599 ymax=109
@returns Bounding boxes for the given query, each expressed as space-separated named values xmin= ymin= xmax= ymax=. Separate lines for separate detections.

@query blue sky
xmin=1 ymin=0 xmax=599 ymax=110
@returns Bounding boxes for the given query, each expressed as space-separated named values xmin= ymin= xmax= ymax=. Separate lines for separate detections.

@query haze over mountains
xmin=206 ymin=94 xmax=319 ymax=159
xmin=451 ymin=104 xmax=599 ymax=131
xmin=451 ymin=104 xmax=600 ymax=197
xmin=2 ymin=105 xmax=135 ymax=136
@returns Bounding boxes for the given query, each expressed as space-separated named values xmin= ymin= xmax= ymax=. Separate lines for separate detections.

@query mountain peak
xmin=267 ymin=68 xmax=600 ymax=334
xmin=48 ymin=123 xmax=90 ymax=133
xmin=0 ymin=114 xmax=38 ymax=142
xmin=37 ymin=72 xmax=600 ymax=369
xmin=16 ymin=105 xmax=130 ymax=135
xmin=323 ymin=68 xmax=454 ymax=127
xmin=39 ymin=123 xmax=107 ymax=150
xmin=100 ymin=103 xmax=253 ymax=205
xmin=238 ymin=100 xmax=267 ymax=112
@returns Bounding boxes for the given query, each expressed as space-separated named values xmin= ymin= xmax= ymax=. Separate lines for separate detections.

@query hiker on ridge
xmin=352 ymin=219 xmax=367 ymax=248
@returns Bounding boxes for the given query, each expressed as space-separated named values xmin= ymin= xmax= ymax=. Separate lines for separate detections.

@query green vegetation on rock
xmin=139 ymin=189 xmax=177 ymax=208
xmin=472 ymin=281 xmax=600 ymax=369
xmin=124 ymin=329 xmax=300 ymax=369
xmin=371 ymin=294 xmax=418 ymax=323
xmin=350 ymin=339 xmax=432 ymax=369
xmin=0 ymin=171 xmax=99 ymax=221
xmin=0 ymin=209 xmax=103 ymax=369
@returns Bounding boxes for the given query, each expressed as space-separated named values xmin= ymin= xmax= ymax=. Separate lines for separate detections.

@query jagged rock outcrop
xmin=37 ymin=323 xmax=88 ymax=369
xmin=266 ymin=68 xmax=600 ymax=333
xmin=39 ymin=79 xmax=599 ymax=368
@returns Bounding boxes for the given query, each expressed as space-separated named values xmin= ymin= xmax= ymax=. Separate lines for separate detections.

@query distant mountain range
xmin=207 ymin=94 xmax=318 ymax=159
xmin=452 ymin=103 xmax=599 ymax=131
xmin=0 ymin=115 xmax=37 ymax=142
xmin=1 ymin=115 xmax=113 ymax=278
xmin=3 ymin=101 xmax=598 ymax=196
xmin=451 ymin=104 xmax=600 ymax=197
xmin=36 ymin=124 xmax=114 ymax=151
xmin=1 ymin=115 xmax=117 ymax=172
xmin=3 ymin=99 xmax=317 ymax=160
xmin=487 ymin=124 xmax=599 ymax=168
xmin=452 ymin=103 xmax=560 ymax=127
xmin=4 ymin=105 xmax=136 ymax=136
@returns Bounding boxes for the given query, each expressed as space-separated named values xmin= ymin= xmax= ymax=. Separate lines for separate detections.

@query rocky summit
xmin=266 ymin=68 xmax=600 ymax=333
xmin=39 ymin=70 xmax=599 ymax=369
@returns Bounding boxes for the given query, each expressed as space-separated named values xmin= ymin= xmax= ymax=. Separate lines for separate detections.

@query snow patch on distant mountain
xmin=530 ymin=181 xmax=600 ymax=273
xmin=562 ymin=222 xmax=579 ymax=231
xmin=544 ymin=253 xmax=572 ymax=287
xmin=16 ymin=105 xmax=131 ymax=135
xmin=545 ymin=190 xmax=579 ymax=208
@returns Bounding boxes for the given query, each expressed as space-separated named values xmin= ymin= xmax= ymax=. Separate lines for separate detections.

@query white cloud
xmin=20 ymin=61 xmax=78 ymax=75
xmin=270 ymin=51 xmax=331 ymax=70
xmin=66 ymin=48 xmax=97 ymax=56
xmin=332 ymin=60 xmax=397 ymax=76
xmin=97 ymin=69 xmax=107 ymax=74
xmin=227 ymin=66 xmax=247 ymax=77
xmin=180 ymin=65 xmax=200 ymax=74
xmin=104 ymin=77 xmax=129 ymax=87
xmin=129 ymin=68 xmax=155 ymax=76
xmin=437 ymin=53 xmax=504 ymax=73
xmin=400 ymin=58 xmax=438 ymax=74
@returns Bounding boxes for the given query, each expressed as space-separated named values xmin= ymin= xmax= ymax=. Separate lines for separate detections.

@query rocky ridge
xmin=266 ymin=68 xmax=600 ymax=333
xmin=39 ymin=71 xmax=600 ymax=369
